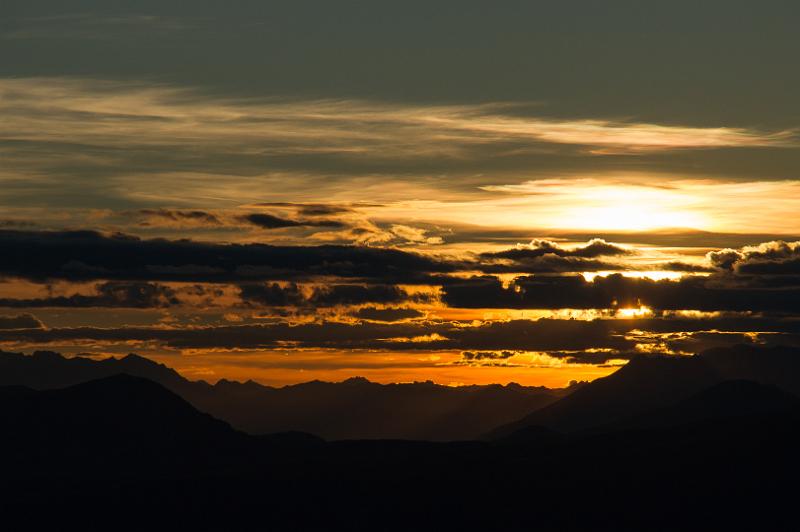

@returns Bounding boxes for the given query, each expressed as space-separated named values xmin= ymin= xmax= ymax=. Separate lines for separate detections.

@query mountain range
xmin=0 ymin=349 xmax=566 ymax=440
xmin=4 ymin=344 xmax=800 ymax=530
xmin=6 ymin=344 xmax=800 ymax=442
xmin=489 ymin=344 xmax=800 ymax=437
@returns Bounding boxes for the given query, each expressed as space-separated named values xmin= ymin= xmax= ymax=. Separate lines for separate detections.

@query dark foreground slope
xmin=0 ymin=349 xmax=563 ymax=440
xmin=490 ymin=344 xmax=800 ymax=437
xmin=0 ymin=375 xmax=257 ymax=472
xmin=2 ymin=374 xmax=800 ymax=531
xmin=607 ymin=379 xmax=800 ymax=431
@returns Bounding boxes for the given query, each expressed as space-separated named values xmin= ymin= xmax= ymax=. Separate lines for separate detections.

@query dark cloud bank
xmin=442 ymin=274 xmax=800 ymax=313
xmin=4 ymin=229 xmax=800 ymax=361
xmin=3 ymin=230 xmax=800 ymax=317
xmin=0 ymin=229 xmax=451 ymax=283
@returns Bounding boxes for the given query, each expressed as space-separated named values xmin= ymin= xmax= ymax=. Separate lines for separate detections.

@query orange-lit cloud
xmin=366 ymin=177 xmax=800 ymax=234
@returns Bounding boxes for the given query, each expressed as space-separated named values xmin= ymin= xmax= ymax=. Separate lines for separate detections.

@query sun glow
xmin=582 ymin=271 xmax=688 ymax=282
xmin=616 ymin=306 xmax=654 ymax=319
xmin=556 ymin=184 xmax=707 ymax=231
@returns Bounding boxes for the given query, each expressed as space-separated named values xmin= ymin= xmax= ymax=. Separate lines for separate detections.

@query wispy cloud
xmin=353 ymin=177 xmax=800 ymax=234
xmin=1 ymin=77 xmax=792 ymax=157
xmin=3 ymin=14 xmax=199 ymax=40
xmin=1 ymin=77 xmax=798 ymax=235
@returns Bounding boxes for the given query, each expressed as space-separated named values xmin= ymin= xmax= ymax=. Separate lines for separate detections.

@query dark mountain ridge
xmin=490 ymin=344 xmax=800 ymax=438
xmin=0 ymin=374 xmax=254 ymax=473
xmin=0 ymin=349 xmax=565 ymax=440
xmin=605 ymin=379 xmax=800 ymax=432
xmin=6 ymin=344 xmax=800 ymax=445
xmin=4 ymin=369 xmax=800 ymax=531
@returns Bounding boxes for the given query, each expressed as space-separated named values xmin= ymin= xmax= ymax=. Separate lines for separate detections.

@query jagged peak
xmin=342 ymin=376 xmax=373 ymax=385
xmin=109 ymin=353 xmax=184 ymax=382
xmin=121 ymin=352 xmax=149 ymax=361
xmin=117 ymin=352 xmax=167 ymax=368
xmin=31 ymin=350 xmax=65 ymax=361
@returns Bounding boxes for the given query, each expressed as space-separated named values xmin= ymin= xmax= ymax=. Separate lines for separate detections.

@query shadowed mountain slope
xmin=700 ymin=344 xmax=800 ymax=395
xmin=4 ymin=371 xmax=800 ymax=531
xmin=605 ymin=379 xmax=800 ymax=432
xmin=489 ymin=344 xmax=800 ymax=438
xmin=489 ymin=355 xmax=718 ymax=436
xmin=0 ymin=374 xmax=254 ymax=473
xmin=0 ymin=350 xmax=564 ymax=440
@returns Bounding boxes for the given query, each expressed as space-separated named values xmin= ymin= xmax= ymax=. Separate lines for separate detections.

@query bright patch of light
xmin=582 ymin=270 xmax=687 ymax=282
xmin=558 ymin=184 xmax=708 ymax=231
xmin=616 ymin=306 xmax=654 ymax=318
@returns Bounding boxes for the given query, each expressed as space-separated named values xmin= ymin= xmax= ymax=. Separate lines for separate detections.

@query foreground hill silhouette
xmin=489 ymin=344 xmax=800 ymax=438
xmin=607 ymin=379 xmax=800 ymax=431
xmin=4 ymin=350 xmax=800 ymax=530
xmin=0 ymin=375 xmax=258 ymax=473
xmin=0 ymin=349 xmax=564 ymax=440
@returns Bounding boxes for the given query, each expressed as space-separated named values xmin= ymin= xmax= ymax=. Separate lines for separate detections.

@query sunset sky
xmin=2 ymin=1 xmax=800 ymax=386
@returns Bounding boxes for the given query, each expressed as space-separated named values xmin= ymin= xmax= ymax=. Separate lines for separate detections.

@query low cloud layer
xmin=2 ymin=229 xmax=800 ymax=377
xmin=0 ymin=314 xmax=44 ymax=330
xmin=0 ymin=229 xmax=453 ymax=283
xmin=442 ymin=273 xmax=800 ymax=313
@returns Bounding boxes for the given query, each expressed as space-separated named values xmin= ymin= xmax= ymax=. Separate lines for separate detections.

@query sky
xmin=1 ymin=1 xmax=800 ymax=386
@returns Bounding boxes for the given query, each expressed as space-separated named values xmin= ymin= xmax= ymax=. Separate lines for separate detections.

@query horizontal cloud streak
xmin=0 ymin=229 xmax=453 ymax=283
xmin=4 ymin=316 xmax=800 ymax=362
xmin=442 ymin=273 xmax=800 ymax=312
xmin=1 ymin=77 xmax=792 ymax=161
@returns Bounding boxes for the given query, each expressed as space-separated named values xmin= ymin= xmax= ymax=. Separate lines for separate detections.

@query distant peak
xmin=117 ymin=353 xmax=164 ymax=369
xmin=121 ymin=352 xmax=151 ymax=362
xmin=342 ymin=376 xmax=372 ymax=385
xmin=112 ymin=353 xmax=184 ymax=382
xmin=31 ymin=350 xmax=65 ymax=361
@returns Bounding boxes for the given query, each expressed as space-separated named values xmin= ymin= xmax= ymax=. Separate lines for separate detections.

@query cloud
xmin=131 ymin=207 xmax=349 ymax=233
xmin=660 ymin=261 xmax=716 ymax=273
xmin=0 ymin=318 xmax=634 ymax=353
xmin=389 ymin=225 xmax=444 ymax=245
xmin=353 ymin=307 xmax=425 ymax=322
xmin=293 ymin=204 xmax=357 ymax=217
xmin=478 ymin=256 xmax=626 ymax=274
xmin=237 ymin=283 xmax=306 ymax=307
xmin=709 ymin=240 xmax=800 ymax=275
xmin=2 ymin=77 xmax=790 ymax=158
xmin=0 ymin=282 xmax=185 ymax=309
xmin=461 ymin=350 xmax=516 ymax=361
xmin=0 ymin=313 xmax=44 ymax=330
xmin=3 ymin=311 xmax=800 ymax=362
xmin=476 ymin=239 xmax=632 ymax=273
xmin=137 ymin=209 xmax=222 ymax=227
xmin=3 ymin=76 xmax=800 ymax=237
xmin=441 ymin=273 xmax=800 ymax=312
xmin=238 ymin=283 xmax=427 ymax=308
xmin=0 ymin=229 xmax=453 ymax=283
xmin=475 ymin=178 xmax=800 ymax=234
xmin=308 ymin=285 xmax=419 ymax=306
xmin=2 ymin=77 xmax=796 ymax=218
xmin=242 ymin=213 xmax=345 ymax=230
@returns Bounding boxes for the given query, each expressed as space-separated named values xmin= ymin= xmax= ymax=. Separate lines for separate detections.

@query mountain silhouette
xmin=488 ymin=344 xmax=800 ymax=438
xmin=605 ymin=379 xmax=800 ymax=432
xmin=0 ymin=374 xmax=255 ymax=475
xmin=700 ymin=344 xmax=800 ymax=394
xmin=4 ymin=347 xmax=800 ymax=530
xmin=8 ymin=344 xmax=800 ymax=444
xmin=4 ymin=371 xmax=800 ymax=531
xmin=488 ymin=354 xmax=719 ymax=436
xmin=0 ymin=350 xmax=186 ymax=389
xmin=0 ymin=349 xmax=564 ymax=440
